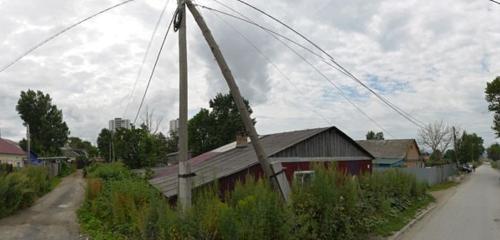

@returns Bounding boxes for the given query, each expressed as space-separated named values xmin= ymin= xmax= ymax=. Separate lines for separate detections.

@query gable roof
xmin=356 ymin=139 xmax=419 ymax=159
xmin=150 ymin=126 xmax=372 ymax=197
xmin=0 ymin=138 xmax=26 ymax=156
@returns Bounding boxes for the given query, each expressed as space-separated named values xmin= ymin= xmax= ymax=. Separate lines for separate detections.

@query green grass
xmin=428 ymin=181 xmax=459 ymax=192
xmin=373 ymin=194 xmax=435 ymax=237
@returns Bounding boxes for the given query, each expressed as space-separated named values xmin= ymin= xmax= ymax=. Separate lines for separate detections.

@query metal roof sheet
xmin=0 ymin=138 xmax=25 ymax=156
xmin=150 ymin=126 xmax=366 ymax=197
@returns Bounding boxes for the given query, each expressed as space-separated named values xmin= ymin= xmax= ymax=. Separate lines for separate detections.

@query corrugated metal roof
xmin=0 ymin=138 xmax=25 ymax=156
xmin=150 ymin=127 xmax=362 ymax=197
xmin=356 ymin=139 xmax=418 ymax=159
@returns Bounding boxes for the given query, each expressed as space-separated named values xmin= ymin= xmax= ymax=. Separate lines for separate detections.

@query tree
xmin=68 ymin=137 xmax=99 ymax=157
xmin=16 ymin=90 xmax=69 ymax=156
xmin=97 ymin=128 xmax=113 ymax=162
xmin=165 ymin=130 xmax=179 ymax=154
xmin=188 ymin=93 xmax=255 ymax=156
xmin=485 ymin=76 xmax=500 ymax=137
xmin=418 ymin=121 xmax=452 ymax=160
xmin=366 ymin=131 xmax=384 ymax=140
xmin=487 ymin=143 xmax=500 ymax=161
xmin=456 ymin=132 xmax=484 ymax=164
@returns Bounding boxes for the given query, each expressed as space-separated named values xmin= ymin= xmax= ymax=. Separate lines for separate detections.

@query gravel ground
xmin=0 ymin=170 xmax=86 ymax=240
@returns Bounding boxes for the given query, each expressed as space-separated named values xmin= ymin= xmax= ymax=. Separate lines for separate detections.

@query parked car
xmin=460 ymin=164 xmax=473 ymax=173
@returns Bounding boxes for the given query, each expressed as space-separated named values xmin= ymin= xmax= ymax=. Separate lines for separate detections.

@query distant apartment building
xmin=169 ymin=119 xmax=179 ymax=133
xmin=109 ymin=118 xmax=131 ymax=132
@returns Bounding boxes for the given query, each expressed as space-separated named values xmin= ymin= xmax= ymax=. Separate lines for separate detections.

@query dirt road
xmin=0 ymin=171 xmax=86 ymax=240
xmin=401 ymin=164 xmax=500 ymax=240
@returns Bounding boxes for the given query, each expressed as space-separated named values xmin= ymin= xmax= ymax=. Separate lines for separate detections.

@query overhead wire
xmin=0 ymin=0 xmax=135 ymax=73
xmin=133 ymin=11 xmax=176 ymax=125
xmin=490 ymin=0 xmax=500 ymax=5
xmin=204 ymin=2 xmax=394 ymax=137
xmin=209 ymin=11 xmax=334 ymax=126
xmin=228 ymin=0 xmax=425 ymax=128
xmin=123 ymin=0 xmax=171 ymax=118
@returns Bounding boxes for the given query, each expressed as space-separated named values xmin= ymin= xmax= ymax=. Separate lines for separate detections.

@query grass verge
xmin=373 ymin=194 xmax=435 ymax=237
xmin=428 ymin=181 xmax=459 ymax=192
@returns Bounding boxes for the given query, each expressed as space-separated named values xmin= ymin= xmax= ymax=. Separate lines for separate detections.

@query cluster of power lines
xmin=7 ymin=0 xmax=497 ymax=133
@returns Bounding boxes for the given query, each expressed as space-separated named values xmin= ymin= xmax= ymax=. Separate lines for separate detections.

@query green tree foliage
xmin=97 ymin=128 xmax=113 ymax=162
xmin=487 ymin=143 xmax=500 ymax=161
xmin=188 ymin=93 xmax=255 ymax=156
xmin=457 ymin=132 xmax=484 ymax=163
xmin=97 ymin=125 xmax=172 ymax=168
xmin=165 ymin=130 xmax=178 ymax=154
xmin=366 ymin=131 xmax=384 ymax=140
xmin=68 ymin=137 xmax=99 ymax=157
xmin=485 ymin=76 xmax=500 ymax=137
xmin=16 ymin=90 xmax=69 ymax=156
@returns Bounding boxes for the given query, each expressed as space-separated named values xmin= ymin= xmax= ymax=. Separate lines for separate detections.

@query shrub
xmin=80 ymin=164 xmax=430 ymax=240
xmin=0 ymin=166 xmax=52 ymax=218
xmin=86 ymin=162 xmax=132 ymax=181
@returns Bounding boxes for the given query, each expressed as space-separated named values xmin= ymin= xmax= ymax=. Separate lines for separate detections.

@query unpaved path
xmin=0 ymin=171 xmax=86 ymax=240
xmin=400 ymin=164 xmax=500 ymax=240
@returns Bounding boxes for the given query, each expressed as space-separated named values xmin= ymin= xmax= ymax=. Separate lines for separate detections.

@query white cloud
xmin=0 ymin=0 xmax=499 ymax=150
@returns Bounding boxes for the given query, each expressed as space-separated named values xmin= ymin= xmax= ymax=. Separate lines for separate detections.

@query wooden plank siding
xmin=271 ymin=128 xmax=369 ymax=159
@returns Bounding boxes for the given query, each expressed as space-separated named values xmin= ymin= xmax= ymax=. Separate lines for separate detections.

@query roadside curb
xmin=388 ymin=172 xmax=471 ymax=240
xmin=387 ymin=202 xmax=437 ymax=240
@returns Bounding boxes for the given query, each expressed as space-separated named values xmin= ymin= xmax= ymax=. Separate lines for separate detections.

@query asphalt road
xmin=402 ymin=164 xmax=500 ymax=240
xmin=0 ymin=171 xmax=85 ymax=240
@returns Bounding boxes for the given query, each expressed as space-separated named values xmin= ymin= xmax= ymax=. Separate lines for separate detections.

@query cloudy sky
xmin=1 ymin=0 xmax=499 ymax=148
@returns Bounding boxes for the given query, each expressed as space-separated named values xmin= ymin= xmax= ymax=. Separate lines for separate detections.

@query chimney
xmin=236 ymin=133 xmax=248 ymax=148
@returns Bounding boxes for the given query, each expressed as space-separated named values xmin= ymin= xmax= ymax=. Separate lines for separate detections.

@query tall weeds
xmin=79 ymin=163 xmax=429 ymax=240
xmin=0 ymin=166 xmax=52 ymax=218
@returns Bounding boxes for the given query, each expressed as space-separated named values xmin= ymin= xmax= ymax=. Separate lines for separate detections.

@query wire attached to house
xmin=123 ymin=0 xmax=171 ymax=118
xmin=133 ymin=12 xmax=176 ymax=125
xmin=196 ymin=0 xmax=425 ymax=128
xmin=225 ymin=0 xmax=426 ymax=128
xmin=0 ymin=0 xmax=135 ymax=73
xmin=205 ymin=6 xmax=395 ymax=137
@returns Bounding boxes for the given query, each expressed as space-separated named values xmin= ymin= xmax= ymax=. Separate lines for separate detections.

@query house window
xmin=294 ymin=170 xmax=315 ymax=185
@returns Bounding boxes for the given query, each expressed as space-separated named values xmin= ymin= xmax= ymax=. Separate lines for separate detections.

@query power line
xmin=490 ymin=0 xmax=500 ymax=5
xmin=228 ymin=0 xmax=425 ymax=128
xmin=205 ymin=3 xmax=394 ymax=137
xmin=0 ymin=0 xmax=135 ymax=73
xmin=210 ymin=11 xmax=334 ymax=126
xmin=133 ymin=11 xmax=176 ymax=125
xmin=123 ymin=0 xmax=171 ymax=118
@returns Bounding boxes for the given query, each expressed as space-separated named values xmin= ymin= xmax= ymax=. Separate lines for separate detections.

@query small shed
xmin=356 ymin=139 xmax=422 ymax=168
xmin=150 ymin=126 xmax=374 ymax=199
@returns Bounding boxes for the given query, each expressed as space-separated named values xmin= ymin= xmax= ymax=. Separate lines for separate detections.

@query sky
xmin=0 ymin=0 xmax=499 ymax=148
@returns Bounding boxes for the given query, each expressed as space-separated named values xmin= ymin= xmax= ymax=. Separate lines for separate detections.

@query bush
xmin=79 ymin=164 xmax=430 ymax=240
xmin=86 ymin=162 xmax=132 ymax=181
xmin=0 ymin=166 xmax=52 ymax=218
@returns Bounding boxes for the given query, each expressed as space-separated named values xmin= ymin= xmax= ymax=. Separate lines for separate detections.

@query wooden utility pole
xmin=26 ymin=124 xmax=30 ymax=165
xmin=186 ymin=1 xmax=285 ymax=199
xmin=177 ymin=0 xmax=192 ymax=210
xmin=452 ymin=126 xmax=458 ymax=167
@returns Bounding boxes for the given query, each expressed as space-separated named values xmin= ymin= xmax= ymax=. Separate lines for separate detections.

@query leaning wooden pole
xmin=186 ymin=1 xmax=284 ymax=198
xmin=177 ymin=0 xmax=192 ymax=210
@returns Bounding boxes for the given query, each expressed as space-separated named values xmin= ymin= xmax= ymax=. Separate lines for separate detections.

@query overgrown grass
xmin=372 ymin=194 xmax=434 ymax=236
xmin=0 ymin=166 xmax=56 ymax=218
xmin=79 ymin=163 xmax=431 ymax=240
xmin=428 ymin=181 xmax=459 ymax=192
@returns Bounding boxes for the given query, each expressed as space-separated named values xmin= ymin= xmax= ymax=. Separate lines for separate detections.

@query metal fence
xmin=374 ymin=164 xmax=457 ymax=185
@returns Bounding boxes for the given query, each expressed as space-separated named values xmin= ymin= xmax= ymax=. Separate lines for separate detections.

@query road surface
xmin=0 ymin=171 xmax=85 ymax=240
xmin=401 ymin=163 xmax=500 ymax=240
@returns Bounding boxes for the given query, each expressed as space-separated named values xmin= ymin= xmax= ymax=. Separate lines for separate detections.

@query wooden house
xmin=150 ymin=126 xmax=374 ymax=199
